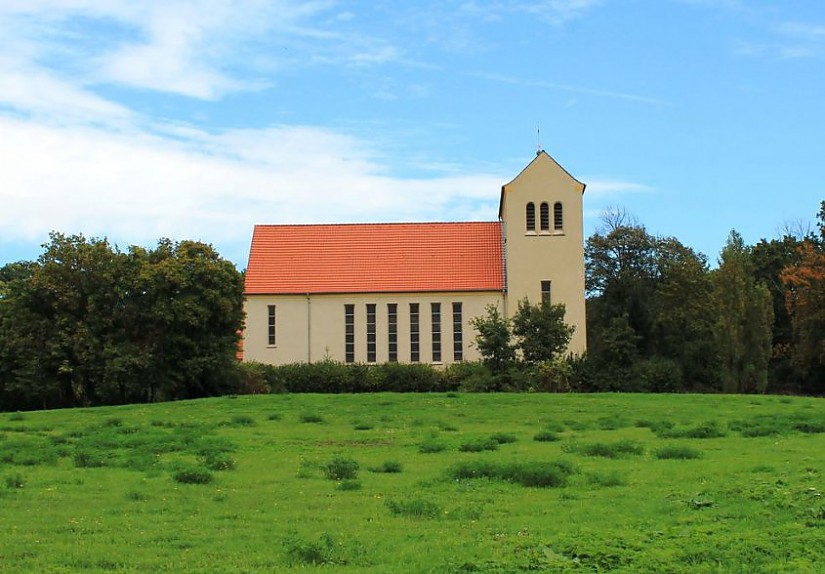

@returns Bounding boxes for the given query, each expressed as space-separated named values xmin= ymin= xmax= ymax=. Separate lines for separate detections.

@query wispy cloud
xmin=470 ymin=72 xmax=667 ymax=106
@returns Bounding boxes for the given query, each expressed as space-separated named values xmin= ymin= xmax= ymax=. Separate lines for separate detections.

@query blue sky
xmin=1 ymin=0 xmax=823 ymax=269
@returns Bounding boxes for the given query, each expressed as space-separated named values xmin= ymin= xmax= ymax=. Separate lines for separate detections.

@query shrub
xmin=533 ymin=431 xmax=560 ymax=442
xmin=201 ymin=452 xmax=236 ymax=471
xmin=445 ymin=361 xmax=497 ymax=392
xmin=586 ymin=471 xmax=628 ymax=487
xmin=324 ymin=457 xmax=359 ymax=480
xmin=300 ymin=414 xmax=325 ymax=424
xmin=8 ymin=412 xmax=24 ymax=422
xmin=353 ymin=423 xmax=374 ymax=431
xmin=458 ymin=439 xmax=499 ymax=452
xmin=375 ymin=362 xmax=448 ymax=392
xmin=531 ymin=358 xmax=573 ymax=392
xmin=566 ymin=440 xmax=644 ymax=458
xmin=336 ymin=480 xmax=362 ymax=491
xmin=369 ymin=461 xmax=402 ymax=473
xmin=419 ymin=440 xmax=447 ymax=454
xmin=283 ymin=532 xmax=339 ymax=566
xmin=267 ymin=413 xmax=282 ymax=421
xmin=228 ymin=415 xmax=256 ymax=427
xmin=73 ymin=450 xmax=108 ymax=468
xmin=658 ymin=421 xmax=727 ymax=439
xmin=5 ymin=473 xmax=25 ymax=489
xmin=386 ymin=498 xmax=442 ymax=519
xmin=655 ymin=445 xmax=702 ymax=460
xmin=449 ymin=460 xmax=576 ymax=488
xmin=173 ymin=466 xmax=213 ymax=484
xmin=634 ymin=356 xmax=684 ymax=393
xmin=489 ymin=432 xmax=518 ymax=444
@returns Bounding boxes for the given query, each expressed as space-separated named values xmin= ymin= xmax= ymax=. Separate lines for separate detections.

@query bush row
xmin=234 ymin=355 xmax=708 ymax=395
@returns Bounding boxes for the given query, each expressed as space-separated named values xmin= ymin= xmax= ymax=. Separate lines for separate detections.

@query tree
xmin=585 ymin=211 xmax=717 ymax=390
xmin=780 ymin=201 xmax=825 ymax=393
xmin=712 ymin=230 xmax=774 ymax=393
xmin=470 ymin=304 xmax=515 ymax=375
xmin=751 ymin=234 xmax=807 ymax=390
xmin=511 ymin=298 xmax=574 ymax=364
xmin=650 ymin=238 xmax=719 ymax=389
xmin=0 ymin=233 xmax=244 ymax=410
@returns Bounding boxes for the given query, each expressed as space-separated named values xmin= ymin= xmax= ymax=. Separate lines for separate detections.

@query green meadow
xmin=1 ymin=393 xmax=823 ymax=573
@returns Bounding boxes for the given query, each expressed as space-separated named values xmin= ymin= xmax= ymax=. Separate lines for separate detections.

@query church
xmin=242 ymin=150 xmax=586 ymax=366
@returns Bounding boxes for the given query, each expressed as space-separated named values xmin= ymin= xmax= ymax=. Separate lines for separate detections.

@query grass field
xmin=1 ymin=393 xmax=824 ymax=573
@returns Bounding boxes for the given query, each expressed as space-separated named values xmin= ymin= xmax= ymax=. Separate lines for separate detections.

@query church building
xmin=242 ymin=150 xmax=586 ymax=366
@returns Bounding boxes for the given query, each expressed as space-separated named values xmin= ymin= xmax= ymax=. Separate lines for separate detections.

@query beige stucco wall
xmin=500 ymin=152 xmax=587 ymax=354
xmin=243 ymin=291 xmax=504 ymax=366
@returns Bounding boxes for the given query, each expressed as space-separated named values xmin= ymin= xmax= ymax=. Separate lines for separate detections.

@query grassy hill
xmin=1 ymin=393 xmax=824 ymax=573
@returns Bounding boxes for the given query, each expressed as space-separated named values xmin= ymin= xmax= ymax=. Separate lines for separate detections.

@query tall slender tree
xmin=712 ymin=230 xmax=774 ymax=393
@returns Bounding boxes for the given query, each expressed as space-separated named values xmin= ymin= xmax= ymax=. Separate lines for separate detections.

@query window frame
xmin=526 ymin=202 xmax=536 ymax=233
xmin=344 ymin=304 xmax=355 ymax=363
xmin=431 ymin=302 xmax=442 ymax=363
xmin=267 ymin=305 xmax=276 ymax=346
xmin=452 ymin=302 xmax=463 ymax=362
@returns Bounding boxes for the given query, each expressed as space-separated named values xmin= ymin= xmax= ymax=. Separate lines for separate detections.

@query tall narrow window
xmin=387 ymin=303 xmax=398 ymax=362
xmin=540 ymin=202 xmax=550 ymax=231
xmin=344 ymin=304 xmax=355 ymax=363
xmin=541 ymin=281 xmax=552 ymax=305
xmin=410 ymin=303 xmax=420 ymax=362
xmin=431 ymin=303 xmax=442 ymax=362
xmin=526 ymin=202 xmax=536 ymax=232
xmin=267 ymin=305 xmax=276 ymax=345
xmin=554 ymin=202 xmax=563 ymax=231
xmin=366 ymin=303 xmax=376 ymax=363
xmin=452 ymin=302 xmax=463 ymax=362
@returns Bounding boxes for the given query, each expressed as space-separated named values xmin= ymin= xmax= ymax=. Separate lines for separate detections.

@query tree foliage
xmin=511 ymin=299 xmax=574 ymax=364
xmin=0 ymin=233 xmax=243 ymax=410
xmin=712 ymin=231 xmax=774 ymax=394
xmin=780 ymin=202 xmax=825 ymax=393
xmin=470 ymin=304 xmax=515 ymax=375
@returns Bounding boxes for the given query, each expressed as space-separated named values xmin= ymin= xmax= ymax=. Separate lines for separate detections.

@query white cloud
xmin=0 ymin=116 xmax=503 ymax=260
xmin=584 ymin=179 xmax=652 ymax=197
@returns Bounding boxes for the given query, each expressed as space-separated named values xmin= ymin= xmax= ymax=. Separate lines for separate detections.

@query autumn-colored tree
xmin=780 ymin=202 xmax=825 ymax=393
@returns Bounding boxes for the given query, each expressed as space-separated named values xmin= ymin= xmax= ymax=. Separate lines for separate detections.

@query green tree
xmin=650 ymin=238 xmax=719 ymax=389
xmin=751 ymin=234 xmax=807 ymax=391
xmin=712 ymin=230 xmax=774 ymax=393
xmin=470 ymin=304 xmax=515 ymax=375
xmin=511 ymin=298 xmax=574 ymax=364
xmin=0 ymin=233 xmax=244 ymax=410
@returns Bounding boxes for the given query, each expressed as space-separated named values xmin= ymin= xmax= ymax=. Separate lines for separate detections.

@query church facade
xmin=242 ymin=150 xmax=586 ymax=366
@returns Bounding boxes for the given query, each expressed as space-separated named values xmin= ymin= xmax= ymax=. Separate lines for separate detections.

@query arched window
xmin=526 ymin=202 xmax=536 ymax=232
xmin=540 ymin=202 xmax=550 ymax=231
xmin=554 ymin=202 xmax=563 ymax=231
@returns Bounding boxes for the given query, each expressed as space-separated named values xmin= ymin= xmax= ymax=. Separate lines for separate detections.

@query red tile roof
xmin=245 ymin=222 xmax=504 ymax=294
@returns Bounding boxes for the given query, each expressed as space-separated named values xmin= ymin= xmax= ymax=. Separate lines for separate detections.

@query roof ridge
xmin=253 ymin=221 xmax=499 ymax=228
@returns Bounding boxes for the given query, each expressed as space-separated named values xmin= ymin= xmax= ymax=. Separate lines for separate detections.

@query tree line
xmin=1 ymin=202 xmax=823 ymax=410
xmin=0 ymin=233 xmax=244 ymax=410
xmin=580 ymin=203 xmax=824 ymax=395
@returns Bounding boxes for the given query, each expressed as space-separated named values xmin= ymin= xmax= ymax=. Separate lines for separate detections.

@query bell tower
xmin=498 ymin=151 xmax=587 ymax=354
